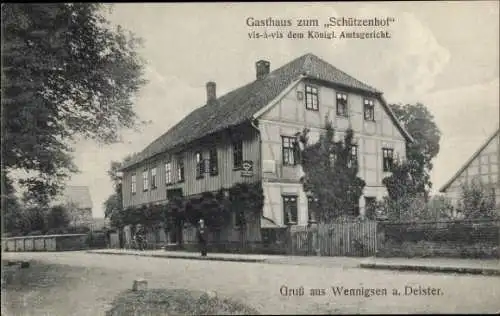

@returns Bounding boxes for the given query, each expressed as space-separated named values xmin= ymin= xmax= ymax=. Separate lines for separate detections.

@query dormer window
xmin=336 ymin=92 xmax=348 ymax=117
xmin=364 ymin=99 xmax=375 ymax=121
xmin=305 ymin=85 xmax=319 ymax=111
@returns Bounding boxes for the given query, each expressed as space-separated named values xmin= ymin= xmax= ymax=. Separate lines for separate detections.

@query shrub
xmin=105 ymin=288 xmax=260 ymax=315
xmin=46 ymin=227 xmax=68 ymax=235
xmin=46 ymin=205 xmax=70 ymax=230
xmin=457 ymin=179 xmax=497 ymax=219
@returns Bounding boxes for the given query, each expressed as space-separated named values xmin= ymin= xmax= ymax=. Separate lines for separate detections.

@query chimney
xmin=206 ymin=81 xmax=216 ymax=104
xmin=256 ymin=60 xmax=270 ymax=80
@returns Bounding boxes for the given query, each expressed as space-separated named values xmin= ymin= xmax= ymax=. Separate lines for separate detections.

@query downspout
xmin=250 ymin=119 xmax=279 ymax=227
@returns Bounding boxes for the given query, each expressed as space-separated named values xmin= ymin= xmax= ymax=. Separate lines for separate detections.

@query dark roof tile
xmin=122 ymin=53 xmax=390 ymax=169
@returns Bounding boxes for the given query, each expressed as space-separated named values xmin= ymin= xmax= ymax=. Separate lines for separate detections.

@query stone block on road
xmin=132 ymin=279 xmax=148 ymax=291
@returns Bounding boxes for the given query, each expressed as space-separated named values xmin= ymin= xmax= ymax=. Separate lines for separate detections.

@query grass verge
xmin=105 ymin=288 xmax=260 ymax=315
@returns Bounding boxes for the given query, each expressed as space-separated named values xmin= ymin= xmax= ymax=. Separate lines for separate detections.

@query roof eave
xmin=252 ymin=75 xmax=306 ymax=120
xmin=119 ymin=121 xmax=253 ymax=172
xmin=439 ymin=128 xmax=500 ymax=192
xmin=377 ymin=94 xmax=415 ymax=144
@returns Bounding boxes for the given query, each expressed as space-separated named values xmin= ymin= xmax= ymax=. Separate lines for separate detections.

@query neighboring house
xmin=120 ymin=53 xmax=412 ymax=239
xmin=439 ymin=129 xmax=500 ymax=209
xmin=54 ymin=186 xmax=93 ymax=227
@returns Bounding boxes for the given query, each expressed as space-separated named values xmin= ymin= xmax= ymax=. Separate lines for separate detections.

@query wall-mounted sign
xmin=241 ymin=160 xmax=254 ymax=177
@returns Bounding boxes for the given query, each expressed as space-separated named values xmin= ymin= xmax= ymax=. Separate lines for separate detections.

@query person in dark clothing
xmin=197 ymin=219 xmax=208 ymax=256
xmin=134 ymin=224 xmax=146 ymax=250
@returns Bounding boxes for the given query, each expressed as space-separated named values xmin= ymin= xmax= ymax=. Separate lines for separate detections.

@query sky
xmin=65 ymin=2 xmax=499 ymax=218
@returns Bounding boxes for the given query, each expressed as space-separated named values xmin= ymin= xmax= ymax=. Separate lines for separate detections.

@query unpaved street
xmin=3 ymin=251 xmax=500 ymax=315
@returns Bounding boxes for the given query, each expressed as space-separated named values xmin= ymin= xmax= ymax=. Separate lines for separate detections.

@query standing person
xmin=135 ymin=224 xmax=145 ymax=250
xmin=197 ymin=219 xmax=208 ymax=256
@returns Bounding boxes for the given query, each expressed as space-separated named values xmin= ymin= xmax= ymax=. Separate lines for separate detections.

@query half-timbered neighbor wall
xmin=440 ymin=129 xmax=500 ymax=211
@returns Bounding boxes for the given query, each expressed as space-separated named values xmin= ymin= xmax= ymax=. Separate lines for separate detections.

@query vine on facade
xmin=121 ymin=181 xmax=264 ymax=231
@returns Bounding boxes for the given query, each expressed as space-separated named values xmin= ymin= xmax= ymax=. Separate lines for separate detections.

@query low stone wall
xmin=2 ymin=234 xmax=88 ymax=252
xmin=377 ymin=240 xmax=500 ymax=259
xmin=376 ymin=220 xmax=500 ymax=259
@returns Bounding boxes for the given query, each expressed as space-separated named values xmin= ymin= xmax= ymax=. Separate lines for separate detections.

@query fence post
xmin=286 ymin=223 xmax=293 ymax=255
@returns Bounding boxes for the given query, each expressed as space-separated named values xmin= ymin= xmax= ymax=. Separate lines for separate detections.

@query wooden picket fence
xmin=289 ymin=220 xmax=378 ymax=257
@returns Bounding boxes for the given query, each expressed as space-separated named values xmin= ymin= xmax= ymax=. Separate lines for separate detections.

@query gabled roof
xmin=122 ymin=53 xmax=412 ymax=170
xmin=439 ymin=128 xmax=500 ymax=192
xmin=54 ymin=186 xmax=93 ymax=209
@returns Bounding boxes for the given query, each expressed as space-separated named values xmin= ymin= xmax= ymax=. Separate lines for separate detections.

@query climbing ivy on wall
xmin=229 ymin=182 xmax=264 ymax=226
xmin=122 ymin=181 xmax=264 ymax=230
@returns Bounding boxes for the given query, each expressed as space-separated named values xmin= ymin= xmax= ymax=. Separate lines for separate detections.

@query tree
xmin=103 ymin=155 xmax=134 ymax=247
xmin=46 ymin=204 xmax=70 ymax=231
xmin=104 ymin=155 xmax=133 ymax=221
xmin=378 ymin=158 xmax=428 ymax=221
xmin=2 ymin=4 xmax=147 ymax=205
xmin=104 ymin=161 xmax=124 ymax=219
xmin=19 ymin=206 xmax=47 ymax=234
xmin=298 ymin=119 xmax=366 ymax=222
xmin=2 ymin=170 xmax=23 ymax=234
xmin=389 ymin=103 xmax=441 ymax=198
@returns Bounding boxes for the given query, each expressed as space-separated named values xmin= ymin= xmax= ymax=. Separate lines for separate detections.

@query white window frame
xmin=131 ymin=173 xmax=137 ymax=194
xmin=165 ymin=162 xmax=172 ymax=184
xmin=336 ymin=92 xmax=348 ymax=117
xmin=142 ymin=170 xmax=149 ymax=191
xmin=151 ymin=167 xmax=157 ymax=189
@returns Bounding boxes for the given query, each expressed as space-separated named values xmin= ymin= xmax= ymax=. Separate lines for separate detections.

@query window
xmin=233 ymin=140 xmax=243 ymax=169
xmin=195 ymin=151 xmax=204 ymax=179
xmin=177 ymin=157 xmax=185 ymax=182
xmin=209 ymin=147 xmax=218 ymax=176
xmin=282 ymin=136 xmax=297 ymax=166
xmin=131 ymin=173 xmax=137 ymax=194
xmin=305 ymin=85 xmax=319 ymax=111
xmin=364 ymin=99 xmax=375 ymax=121
xmin=151 ymin=167 xmax=157 ymax=189
xmin=283 ymin=195 xmax=298 ymax=224
xmin=165 ymin=162 xmax=172 ymax=184
xmin=382 ymin=148 xmax=394 ymax=172
xmin=336 ymin=92 xmax=348 ymax=117
xmin=307 ymin=196 xmax=318 ymax=222
xmin=142 ymin=170 xmax=149 ymax=191
xmin=348 ymin=144 xmax=358 ymax=168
